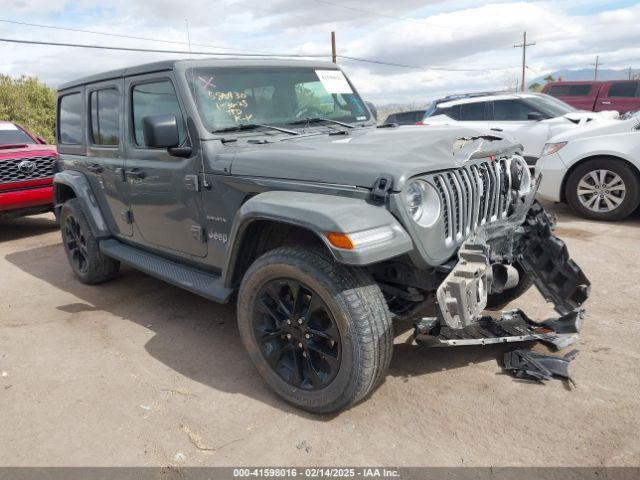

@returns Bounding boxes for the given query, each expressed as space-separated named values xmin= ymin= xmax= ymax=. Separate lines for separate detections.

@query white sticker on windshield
xmin=0 ymin=123 xmax=18 ymax=130
xmin=315 ymin=70 xmax=353 ymax=94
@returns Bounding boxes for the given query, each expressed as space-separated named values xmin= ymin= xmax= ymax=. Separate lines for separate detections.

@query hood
xmin=548 ymin=116 xmax=640 ymax=143
xmin=0 ymin=143 xmax=57 ymax=160
xmin=228 ymin=125 xmax=518 ymax=190
xmin=561 ymin=110 xmax=620 ymax=124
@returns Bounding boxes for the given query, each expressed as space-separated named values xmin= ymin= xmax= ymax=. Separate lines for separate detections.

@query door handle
xmin=86 ymin=163 xmax=104 ymax=173
xmin=125 ymin=168 xmax=146 ymax=180
xmin=601 ymin=101 xmax=611 ymax=105
xmin=490 ymin=128 xmax=504 ymax=132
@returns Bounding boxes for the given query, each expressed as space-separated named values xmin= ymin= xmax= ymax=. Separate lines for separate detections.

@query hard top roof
xmin=58 ymin=57 xmax=339 ymax=91
xmin=437 ymin=92 xmax=545 ymax=108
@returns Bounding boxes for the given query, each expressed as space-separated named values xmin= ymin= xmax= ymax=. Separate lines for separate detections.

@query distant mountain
xmin=530 ymin=68 xmax=639 ymax=86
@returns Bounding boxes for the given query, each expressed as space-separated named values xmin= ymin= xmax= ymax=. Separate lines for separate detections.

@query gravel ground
xmin=0 ymin=201 xmax=639 ymax=467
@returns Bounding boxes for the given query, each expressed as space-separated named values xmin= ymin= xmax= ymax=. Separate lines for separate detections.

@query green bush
xmin=0 ymin=75 xmax=56 ymax=144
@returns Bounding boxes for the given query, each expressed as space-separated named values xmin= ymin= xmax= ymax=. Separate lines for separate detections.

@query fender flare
xmin=222 ymin=191 xmax=414 ymax=287
xmin=53 ymin=171 xmax=110 ymax=238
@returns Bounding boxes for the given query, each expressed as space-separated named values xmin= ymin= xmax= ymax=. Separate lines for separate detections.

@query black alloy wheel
xmin=252 ymin=278 xmax=341 ymax=390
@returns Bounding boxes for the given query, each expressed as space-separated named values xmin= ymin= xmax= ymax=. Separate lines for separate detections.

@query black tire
xmin=565 ymin=158 xmax=640 ymax=221
xmin=486 ymin=262 xmax=534 ymax=310
xmin=60 ymin=198 xmax=120 ymax=284
xmin=237 ymin=247 xmax=393 ymax=413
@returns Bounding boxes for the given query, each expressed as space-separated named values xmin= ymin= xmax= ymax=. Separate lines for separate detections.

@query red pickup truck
xmin=542 ymin=80 xmax=640 ymax=113
xmin=0 ymin=121 xmax=57 ymax=220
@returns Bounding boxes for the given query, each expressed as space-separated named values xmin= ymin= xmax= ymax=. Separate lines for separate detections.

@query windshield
xmin=187 ymin=67 xmax=371 ymax=131
xmin=0 ymin=124 xmax=36 ymax=145
xmin=524 ymin=95 xmax=576 ymax=118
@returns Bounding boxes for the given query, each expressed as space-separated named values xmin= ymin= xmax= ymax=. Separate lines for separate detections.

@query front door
xmin=123 ymin=73 xmax=207 ymax=258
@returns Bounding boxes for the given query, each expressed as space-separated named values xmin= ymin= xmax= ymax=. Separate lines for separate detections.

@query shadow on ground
xmin=6 ymin=242 xmax=517 ymax=417
xmin=0 ymin=214 xmax=58 ymax=242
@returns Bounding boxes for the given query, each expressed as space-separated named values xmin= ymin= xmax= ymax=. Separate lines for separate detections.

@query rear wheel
xmin=566 ymin=158 xmax=639 ymax=221
xmin=237 ymin=247 xmax=393 ymax=413
xmin=60 ymin=198 xmax=120 ymax=284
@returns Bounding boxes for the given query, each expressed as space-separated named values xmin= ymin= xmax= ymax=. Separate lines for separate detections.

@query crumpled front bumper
xmin=414 ymin=177 xmax=590 ymax=348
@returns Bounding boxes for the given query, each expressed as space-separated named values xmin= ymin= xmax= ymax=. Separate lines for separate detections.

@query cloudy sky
xmin=1 ymin=0 xmax=639 ymax=104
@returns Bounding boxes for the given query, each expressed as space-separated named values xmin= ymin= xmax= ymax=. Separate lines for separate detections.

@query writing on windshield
xmin=188 ymin=67 xmax=370 ymax=132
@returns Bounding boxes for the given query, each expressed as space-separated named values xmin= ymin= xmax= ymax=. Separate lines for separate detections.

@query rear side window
xmin=132 ymin=80 xmax=186 ymax=147
xmin=90 ymin=89 xmax=120 ymax=146
xmin=59 ymin=93 xmax=83 ymax=145
xmin=608 ymin=82 xmax=640 ymax=98
xmin=458 ymin=102 xmax=486 ymax=121
xmin=434 ymin=106 xmax=460 ymax=120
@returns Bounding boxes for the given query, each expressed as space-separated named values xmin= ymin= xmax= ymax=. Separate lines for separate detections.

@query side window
xmin=90 ymin=89 xmax=120 ymax=146
xmin=434 ymin=106 xmax=460 ymax=120
xmin=548 ymin=85 xmax=571 ymax=97
xmin=608 ymin=82 xmax=639 ymax=98
xmin=59 ymin=93 xmax=83 ymax=145
xmin=570 ymin=85 xmax=592 ymax=96
xmin=132 ymin=80 xmax=186 ymax=147
xmin=458 ymin=102 xmax=486 ymax=121
xmin=493 ymin=100 xmax=535 ymax=121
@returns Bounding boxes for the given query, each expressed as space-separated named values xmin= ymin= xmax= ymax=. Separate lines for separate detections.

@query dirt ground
xmin=0 ymin=201 xmax=639 ymax=467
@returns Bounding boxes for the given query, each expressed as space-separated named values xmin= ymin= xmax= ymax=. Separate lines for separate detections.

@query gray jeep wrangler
xmin=54 ymin=59 xmax=590 ymax=413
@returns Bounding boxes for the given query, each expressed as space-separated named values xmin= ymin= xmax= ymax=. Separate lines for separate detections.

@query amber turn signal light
xmin=326 ymin=232 xmax=355 ymax=250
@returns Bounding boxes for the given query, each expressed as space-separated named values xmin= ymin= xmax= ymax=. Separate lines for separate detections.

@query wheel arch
xmin=221 ymin=191 xmax=414 ymax=290
xmin=560 ymin=154 xmax=640 ymax=203
xmin=53 ymin=171 xmax=110 ymax=238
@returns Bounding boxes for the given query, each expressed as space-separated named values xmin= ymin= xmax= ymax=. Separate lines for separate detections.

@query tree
xmin=529 ymin=82 xmax=542 ymax=92
xmin=0 ymin=75 xmax=56 ymax=144
xmin=543 ymin=74 xmax=555 ymax=83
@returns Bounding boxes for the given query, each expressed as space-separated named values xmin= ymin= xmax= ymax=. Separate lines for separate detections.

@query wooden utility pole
xmin=628 ymin=66 xmax=632 ymax=80
xmin=514 ymin=31 xmax=535 ymax=92
xmin=592 ymin=56 xmax=601 ymax=80
xmin=331 ymin=31 xmax=337 ymax=63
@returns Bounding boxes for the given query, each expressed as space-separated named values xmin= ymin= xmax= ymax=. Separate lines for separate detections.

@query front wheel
xmin=237 ymin=247 xmax=393 ymax=413
xmin=565 ymin=158 xmax=640 ymax=221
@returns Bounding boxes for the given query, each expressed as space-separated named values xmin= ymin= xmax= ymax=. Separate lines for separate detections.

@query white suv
xmin=420 ymin=92 xmax=619 ymax=164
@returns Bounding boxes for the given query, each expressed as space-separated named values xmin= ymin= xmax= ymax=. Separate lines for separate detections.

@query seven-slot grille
xmin=431 ymin=157 xmax=513 ymax=245
xmin=0 ymin=155 xmax=56 ymax=184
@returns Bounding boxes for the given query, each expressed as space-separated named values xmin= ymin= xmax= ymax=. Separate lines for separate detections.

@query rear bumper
xmin=0 ymin=185 xmax=53 ymax=212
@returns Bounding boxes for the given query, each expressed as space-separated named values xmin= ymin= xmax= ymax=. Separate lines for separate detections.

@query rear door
xmin=123 ymin=72 xmax=207 ymax=258
xmin=84 ymin=80 xmax=132 ymax=237
xmin=596 ymin=81 xmax=640 ymax=113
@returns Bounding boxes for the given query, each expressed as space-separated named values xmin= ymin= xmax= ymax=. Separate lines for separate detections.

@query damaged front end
xmin=414 ymin=173 xmax=591 ymax=349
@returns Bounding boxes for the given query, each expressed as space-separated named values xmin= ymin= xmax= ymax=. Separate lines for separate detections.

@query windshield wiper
xmin=212 ymin=123 xmax=299 ymax=135
xmin=286 ymin=117 xmax=356 ymax=129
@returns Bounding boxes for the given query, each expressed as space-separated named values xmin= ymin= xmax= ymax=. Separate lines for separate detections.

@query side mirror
xmin=142 ymin=114 xmax=180 ymax=149
xmin=527 ymin=112 xmax=545 ymax=121
xmin=365 ymin=101 xmax=378 ymax=120
xmin=36 ymin=136 xmax=47 ymax=144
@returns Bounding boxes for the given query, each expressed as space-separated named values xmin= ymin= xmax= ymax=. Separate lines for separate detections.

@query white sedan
xmin=536 ymin=113 xmax=640 ymax=221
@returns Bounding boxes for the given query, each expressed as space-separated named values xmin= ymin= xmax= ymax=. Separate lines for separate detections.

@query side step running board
xmin=99 ymin=239 xmax=233 ymax=303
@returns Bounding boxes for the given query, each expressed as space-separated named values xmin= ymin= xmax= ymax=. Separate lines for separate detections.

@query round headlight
xmin=510 ymin=156 xmax=532 ymax=196
xmin=403 ymin=180 xmax=441 ymax=226
xmin=405 ymin=181 xmax=423 ymax=220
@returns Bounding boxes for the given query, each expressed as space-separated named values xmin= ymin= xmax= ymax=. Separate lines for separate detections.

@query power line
xmin=308 ymin=0 xmax=453 ymax=30
xmin=0 ymin=18 xmax=278 ymax=55
xmin=338 ymin=55 xmax=518 ymax=72
xmin=0 ymin=37 xmax=329 ymax=58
